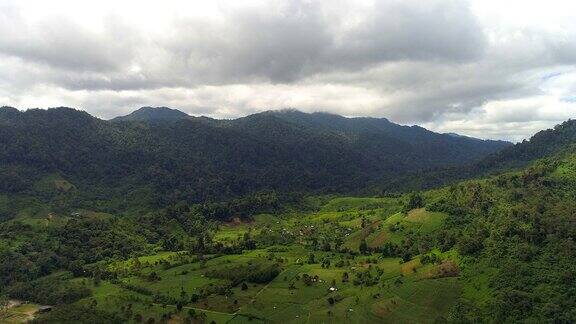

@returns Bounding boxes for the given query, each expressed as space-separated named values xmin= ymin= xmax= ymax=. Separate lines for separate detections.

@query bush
xmin=31 ymin=304 xmax=122 ymax=323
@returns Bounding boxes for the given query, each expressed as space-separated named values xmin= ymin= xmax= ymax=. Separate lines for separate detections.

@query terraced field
xmin=29 ymin=196 xmax=463 ymax=323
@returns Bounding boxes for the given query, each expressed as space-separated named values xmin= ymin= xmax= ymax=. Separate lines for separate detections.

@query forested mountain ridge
xmin=478 ymin=118 xmax=576 ymax=170
xmin=2 ymin=140 xmax=576 ymax=323
xmin=384 ymin=118 xmax=576 ymax=192
xmin=0 ymin=106 xmax=510 ymax=208
xmin=3 ymin=106 xmax=576 ymax=323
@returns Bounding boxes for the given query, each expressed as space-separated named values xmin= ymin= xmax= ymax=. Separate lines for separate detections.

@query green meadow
xmin=10 ymin=153 xmax=576 ymax=323
xmin=29 ymin=194 xmax=466 ymax=324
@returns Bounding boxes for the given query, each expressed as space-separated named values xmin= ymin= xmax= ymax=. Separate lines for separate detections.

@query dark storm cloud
xmin=163 ymin=0 xmax=333 ymax=84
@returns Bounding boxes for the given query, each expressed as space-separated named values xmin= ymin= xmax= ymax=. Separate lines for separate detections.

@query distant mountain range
xmin=383 ymin=118 xmax=576 ymax=191
xmin=110 ymin=107 xmax=499 ymax=141
xmin=0 ymin=106 xmax=511 ymax=206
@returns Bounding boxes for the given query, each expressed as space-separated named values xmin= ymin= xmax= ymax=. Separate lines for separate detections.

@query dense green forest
xmin=382 ymin=118 xmax=576 ymax=192
xmin=0 ymin=106 xmax=508 ymax=210
xmin=2 ymin=107 xmax=576 ymax=323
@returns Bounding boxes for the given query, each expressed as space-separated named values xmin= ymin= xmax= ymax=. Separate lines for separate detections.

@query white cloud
xmin=1 ymin=0 xmax=576 ymax=141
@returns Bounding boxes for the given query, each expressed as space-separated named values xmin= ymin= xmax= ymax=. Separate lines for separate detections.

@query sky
xmin=1 ymin=0 xmax=576 ymax=141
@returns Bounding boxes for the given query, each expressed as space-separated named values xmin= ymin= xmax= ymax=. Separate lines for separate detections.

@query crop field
xmin=4 ymin=127 xmax=576 ymax=324
xmin=0 ymin=191 xmax=467 ymax=323
xmin=25 ymin=195 xmax=465 ymax=323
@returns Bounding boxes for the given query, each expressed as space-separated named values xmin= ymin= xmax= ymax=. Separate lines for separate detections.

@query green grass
xmin=343 ymin=209 xmax=449 ymax=249
xmin=405 ymin=208 xmax=447 ymax=233
xmin=26 ymin=194 xmax=463 ymax=323
xmin=33 ymin=173 xmax=76 ymax=194
xmin=321 ymin=197 xmax=402 ymax=213
xmin=460 ymin=258 xmax=497 ymax=306
xmin=1 ymin=303 xmax=41 ymax=324
xmin=551 ymin=156 xmax=576 ymax=181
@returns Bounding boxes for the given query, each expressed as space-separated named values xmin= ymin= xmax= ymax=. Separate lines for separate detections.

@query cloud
xmin=0 ymin=0 xmax=486 ymax=87
xmin=0 ymin=9 xmax=137 ymax=72
xmin=330 ymin=0 xmax=486 ymax=66
xmin=0 ymin=0 xmax=576 ymax=141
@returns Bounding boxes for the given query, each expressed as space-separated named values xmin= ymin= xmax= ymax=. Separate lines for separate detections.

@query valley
xmin=2 ymin=1 xmax=575 ymax=322
xmin=3 ymin=149 xmax=576 ymax=322
xmin=2 ymin=195 xmax=462 ymax=323
xmin=1 ymin=108 xmax=576 ymax=323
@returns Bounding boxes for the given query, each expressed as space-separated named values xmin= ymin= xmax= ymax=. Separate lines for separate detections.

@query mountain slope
xmin=422 ymin=150 xmax=576 ymax=322
xmin=0 ymin=106 xmax=510 ymax=208
xmin=1 ymin=107 xmax=576 ymax=323
xmin=230 ymin=110 xmax=510 ymax=169
xmin=477 ymin=119 xmax=576 ymax=170
xmin=4 ymin=148 xmax=576 ymax=323
xmin=382 ymin=119 xmax=576 ymax=192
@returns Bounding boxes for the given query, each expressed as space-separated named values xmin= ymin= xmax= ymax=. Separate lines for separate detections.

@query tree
xmin=307 ymin=253 xmax=316 ymax=264
xmin=0 ymin=296 xmax=8 ymax=320
xmin=197 ymin=312 xmax=207 ymax=323
xmin=359 ymin=239 xmax=368 ymax=255
xmin=404 ymin=192 xmax=424 ymax=212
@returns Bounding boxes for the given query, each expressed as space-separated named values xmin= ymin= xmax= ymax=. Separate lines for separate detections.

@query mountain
xmin=0 ymin=106 xmax=510 ymax=209
xmin=477 ymin=119 xmax=576 ymax=170
xmin=262 ymin=109 xmax=510 ymax=158
xmin=444 ymin=132 xmax=487 ymax=141
xmin=383 ymin=118 xmax=576 ymax=192
xmin=111 ymin=106 xmax=190 ymax=122
xmin=2 ymin=106 xmax=576 ymax=323
xmin=3 ymin=136 xmax=576 ymax=323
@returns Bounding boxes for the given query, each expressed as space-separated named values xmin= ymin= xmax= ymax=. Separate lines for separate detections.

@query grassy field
xmin=53 ymin=196 xmax=458 ymax=323
xmin=1 ymin=302 xmax=42 ymax=323
xmin=10 ymin=195 xmax=461 ymax=323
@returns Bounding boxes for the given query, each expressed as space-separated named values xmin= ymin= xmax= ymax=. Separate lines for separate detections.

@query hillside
xmin=478 ymin=119 xmax=576 ymax=170
xmin=382 ymin=119 xmax=576 ymax=192
xmin=0 ymin=108 xmax=575 ymax=322
xmin=2 ymin=149 xmax=576 ymax=323
xmin=0 ymin=107 xmax=510 ymax=211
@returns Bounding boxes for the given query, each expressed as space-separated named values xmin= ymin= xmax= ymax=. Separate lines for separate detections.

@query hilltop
xmin=111 ymin=107 xmax=191 ymax=122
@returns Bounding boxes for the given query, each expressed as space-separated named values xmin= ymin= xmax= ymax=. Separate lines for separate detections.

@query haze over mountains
xmin=0 ymin=106 xmax=510 ymax=205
